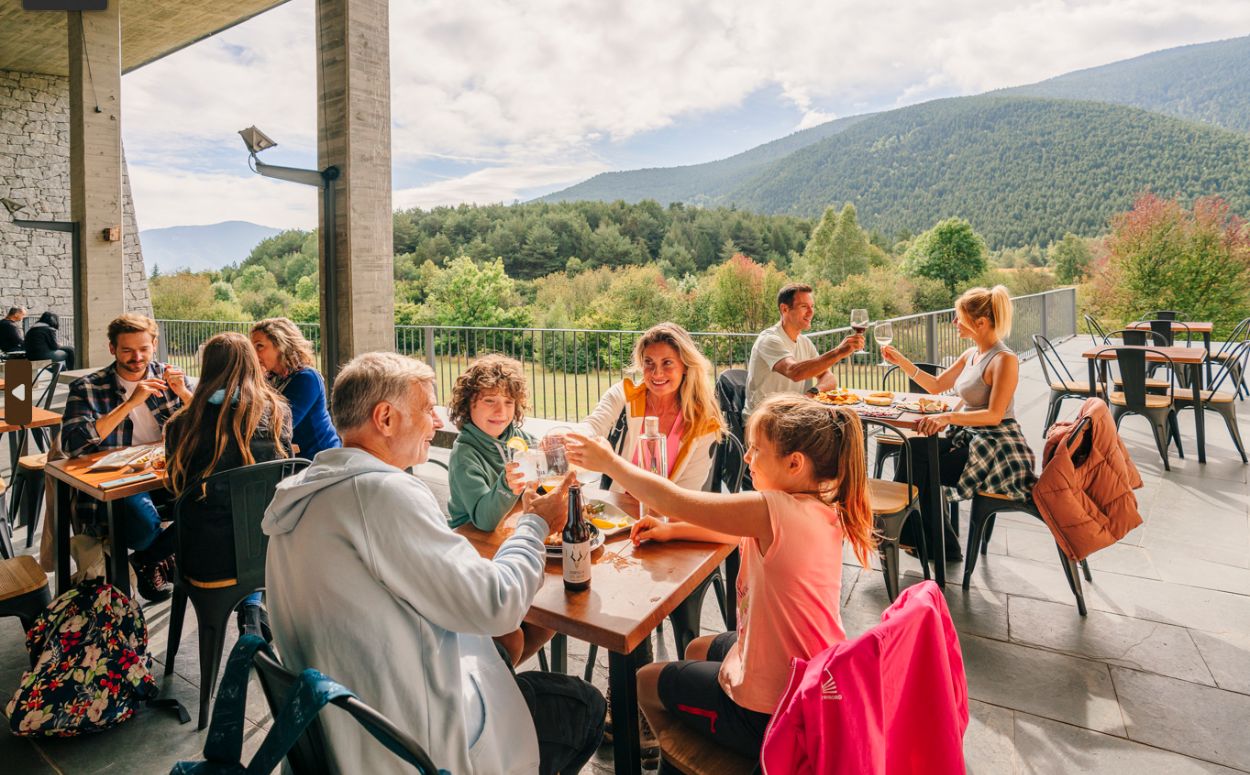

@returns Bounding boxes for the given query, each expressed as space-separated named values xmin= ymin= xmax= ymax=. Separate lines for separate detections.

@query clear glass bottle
xmin=637 ymin=416 xmax=668 ymax=521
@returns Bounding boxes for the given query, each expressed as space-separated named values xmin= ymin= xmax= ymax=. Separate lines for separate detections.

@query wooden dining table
xmin=1082 ymin=344 xmax=1209 ymax=462
xmin=456 ymin=488 xmax=734 ymax=775
xmin=45 ymin=448 xmax=168 ymax=597
xmin=1126 ymin=321 xmax=1215 ymax=381
xmin=0 ymin=406 xmax=62 ymax=518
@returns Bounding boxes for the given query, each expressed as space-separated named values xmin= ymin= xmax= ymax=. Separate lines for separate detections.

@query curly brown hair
xmin=448 ymin=354 xmax=529 ymax=430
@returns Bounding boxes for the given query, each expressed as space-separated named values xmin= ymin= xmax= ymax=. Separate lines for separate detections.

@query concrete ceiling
xmin=0 ymin=0 xmax=289 ymax=77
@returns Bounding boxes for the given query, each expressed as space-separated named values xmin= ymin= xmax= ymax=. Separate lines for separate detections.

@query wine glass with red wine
xmin=850 ymin=308 xmax=870 ymax=355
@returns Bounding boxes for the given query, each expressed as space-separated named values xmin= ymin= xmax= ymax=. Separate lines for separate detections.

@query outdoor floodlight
xmin=238 ymin=125 xmax=278 ymax=155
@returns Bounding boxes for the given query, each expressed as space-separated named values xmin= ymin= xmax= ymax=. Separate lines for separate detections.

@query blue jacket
xmin=276 ymin=368 xmax=340 ymax=458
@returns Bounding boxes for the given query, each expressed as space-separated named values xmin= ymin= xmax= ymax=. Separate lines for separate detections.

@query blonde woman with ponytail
xmin=881 ymin=285 xmax=1036 ymax=562
xmin=566 ymin=396 xmax=874 ymax=760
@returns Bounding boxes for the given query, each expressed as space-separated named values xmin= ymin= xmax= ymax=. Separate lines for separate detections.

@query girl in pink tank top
xmin=566 ymin=394 xmax=875 ymax=761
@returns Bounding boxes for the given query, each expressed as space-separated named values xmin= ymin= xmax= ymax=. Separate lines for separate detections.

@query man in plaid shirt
xmin=60 ymin=313 xmax=193 ymax=601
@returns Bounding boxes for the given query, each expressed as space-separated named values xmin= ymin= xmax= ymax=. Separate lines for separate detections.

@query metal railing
xmin=153 ymin=287 xmax=1078 ymax=421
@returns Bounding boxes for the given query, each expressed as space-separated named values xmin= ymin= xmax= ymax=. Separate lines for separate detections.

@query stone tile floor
xmin=1 ymin=336 xmax=1247 ymax=773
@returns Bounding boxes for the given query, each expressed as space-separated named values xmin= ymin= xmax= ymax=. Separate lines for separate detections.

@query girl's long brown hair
xmin=165 ymin=332 xmax=290 ymax=495
xmin=747 ymin=395 xmax=875 ymax=567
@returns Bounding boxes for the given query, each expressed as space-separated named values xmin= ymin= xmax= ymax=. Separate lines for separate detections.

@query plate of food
xmin=899 ymin=397 xmax=949 ymax=414
xmin=864 ymin=391 xmax=894 ymax=407
xmin=813 ymin=388 xmax=862 ymax=406
xmin=584 ymin=499 xmax=636 ymax=537
xmin=544 ymin=522 xmax=605 ymax=557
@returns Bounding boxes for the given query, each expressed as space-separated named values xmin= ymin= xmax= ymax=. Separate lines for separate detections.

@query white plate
xmin=584 ymin=499 xmax=637 ymax=537
xmin=545 ymin=523 xmax=605 ymax=557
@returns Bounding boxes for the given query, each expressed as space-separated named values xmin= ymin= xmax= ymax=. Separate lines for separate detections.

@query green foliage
xmin=150 ymin=271 xmax=244 ymax=321
xmin=1048 ymin=233 xmax=1093 ymax=283
xmin=424 ymin=256 xmax=531 ymax=329
xmin=701 ymin=254 xmax=789 ymax=334
xmin=903 ymin=218 xmax=989 ymax=293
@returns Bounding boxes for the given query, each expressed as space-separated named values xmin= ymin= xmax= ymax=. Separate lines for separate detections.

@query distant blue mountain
xmin=139 ymin=220 xmax=283 ymax=274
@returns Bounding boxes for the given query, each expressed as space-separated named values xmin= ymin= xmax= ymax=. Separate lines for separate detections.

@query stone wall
xmin=0 ymin=68 xmax=151 ymax=329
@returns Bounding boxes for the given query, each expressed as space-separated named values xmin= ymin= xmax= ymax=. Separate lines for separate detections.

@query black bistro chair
xmin=1095 ymin=346 xmax=1183 ymax=471
xmin=1084 ymin=313 xmax=1111 ymax=348
xmin=1101 ymin=329 xmax=1173 ymax=393
xmin=1033 ymin=334 xmax=1101 ymax=434
xmin=1170 ymin=340 xmax=1250 ymax=463
xmin=1150 ymin=310 xmax=1182 ymax=321
xmin=7 ymin=361 xmax=65 ymax=545
xmin=863 ymin=418 xmax=927 ymax=602
xmin=873 ymin=362 xmax=941 ymax=478
xmin=164 ymin=457 xmax=311 ymax=729
xmin=1212 ymin=317 xmax=1250 ymax=400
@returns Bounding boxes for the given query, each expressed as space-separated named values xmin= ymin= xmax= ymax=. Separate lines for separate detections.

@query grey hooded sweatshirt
xmin=262 ymin=447 xmax=546 ymax=774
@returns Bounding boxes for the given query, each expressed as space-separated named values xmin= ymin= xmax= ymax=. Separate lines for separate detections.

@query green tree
xmin=903 ymin=218 xmax=989 ymax=294
xmin=1048 ymin=233 xmax=1093 ymax=283
xmin=425 ymin=256 xmax=530 ymax=328
xmin=700 ymin=254 xmax=790 ymax=333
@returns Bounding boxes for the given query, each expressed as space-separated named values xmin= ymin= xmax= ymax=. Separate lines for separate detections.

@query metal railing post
xmin=1041 ymin=293 xmax=1050 ymax=340
xmin=423 ymin=326 xmax=436 ymax=371
xmin=925 ymin=313 xmax=937 ymax=364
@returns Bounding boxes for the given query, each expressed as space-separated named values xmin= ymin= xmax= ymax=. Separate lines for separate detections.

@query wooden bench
xmin=657 ymin=723 xmax=756 ymax=775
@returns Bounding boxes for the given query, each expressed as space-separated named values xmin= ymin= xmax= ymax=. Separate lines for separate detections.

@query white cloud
xmin=128 ymin=166 xmax=318 ymax=231
xmin=121 ymin=0 xmax=1250 ymax=225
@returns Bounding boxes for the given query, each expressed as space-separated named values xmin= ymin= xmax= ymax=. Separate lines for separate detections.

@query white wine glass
xmin=874 ymin=321 xmax=894 ymax=368
xmin=850 ymin=309 xmax=870 ymax=355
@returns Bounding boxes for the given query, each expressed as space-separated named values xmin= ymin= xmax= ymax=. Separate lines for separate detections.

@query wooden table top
xmin=1081 ymin=344 xmax=1207 ymax=364
xmin=44 ymin=447 xmax=168 ymax=502
xmin=0 ymin=406 xmax=62 ymax=434
xmin=456 ymin=489 xmax=734 ymax=654
xmin=830 ymin=388 xmax=958 ymax=432
xmin=1127 ymin=321 xmax=1214 ymax=334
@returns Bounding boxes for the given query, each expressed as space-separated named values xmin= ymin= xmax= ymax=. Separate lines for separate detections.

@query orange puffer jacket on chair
xmin=1032 ymin=397 xmax=1144 ymax=561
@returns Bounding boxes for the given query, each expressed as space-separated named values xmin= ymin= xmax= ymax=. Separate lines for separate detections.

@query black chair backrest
xmin=860 ymin=417 xmax=915 ymax=490
xmin=709 ymin=432 xmax=746 ymax=494
xmin=172 ymin=458 xmax=311 ymax=591
xmin=1148 ymin=320 xmax=1175 ymax=347
xmin=881 ymin=362 xmax=941 ymax=394
xmin=1215 ymin=317 xmax=1250 ymax=359
xmin=1104 ymin=329 xmax=1167 ymax=347
xmin=1032 ymin=334 xmax=1078 ymax=390
xmin=1152 ymin=310 xmax=1180 ymax=321
xmin=1084 ymin=314 xmax=1109 ymax=347
xmin=1095 ymin=347 xmax=1176 ymax=408
xmin=253 ymin=649 xmax=441 ymax=775
xmin=34 ymin=360 xmax=62 ymax=410
xmin=715 ymin=369 xmax=748 ymax=444
xmin=1208 ymin=340 xmax=1250 ymax=394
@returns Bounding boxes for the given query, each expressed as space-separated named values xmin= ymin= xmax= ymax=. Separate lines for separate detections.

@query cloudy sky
xmin=121 ymin=0 xmax=1250 ymax=231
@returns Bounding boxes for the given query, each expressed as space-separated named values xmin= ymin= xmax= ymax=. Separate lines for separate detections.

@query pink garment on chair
xmin=761 ymin=581 xmax=968 ymax=775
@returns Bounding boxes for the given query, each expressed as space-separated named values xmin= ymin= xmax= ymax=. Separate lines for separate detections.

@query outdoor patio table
xmin=1126 ymin=321 xmax=1214 ymax=382
xmin=45 ymin=448 xmax=168 ymax=598
xmin=0 ymin=406 xmax=62 ymax=516
xmin=1082 ymin=345 xmax=1209 ymax=462
xmin=455 ymin=489 xmax=734 ymax=775
xmin=844 ymin=389 xmax=950 ymax=589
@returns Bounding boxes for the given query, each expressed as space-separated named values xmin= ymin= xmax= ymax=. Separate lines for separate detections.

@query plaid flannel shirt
xmin=949 ymin=419 xmax=1038 ymax=502
xmin=59 ymin=361 xmax=184 ymax=528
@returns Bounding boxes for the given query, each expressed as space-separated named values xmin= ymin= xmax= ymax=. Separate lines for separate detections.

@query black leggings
xmin=892 ymin=435 xmax=968 ymax=555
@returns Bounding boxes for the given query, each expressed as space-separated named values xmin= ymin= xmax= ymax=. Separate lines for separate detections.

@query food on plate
xmin=919 ymin=397 xmax=946 ymax=413
xmin=869 ymin=391 xmax=893 ymax=399
xmin=544 ymin=533 xmax=562 ymax=547
xmin=813 ymin=388 xmax=862 ymax=406
xmin=590 ymin=516 xmax=629 ymax=531
xmin=865 ymin=396 xmax=893 ymax=407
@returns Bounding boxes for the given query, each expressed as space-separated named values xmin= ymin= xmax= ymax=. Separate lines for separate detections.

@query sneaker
xmin=130 ymin=556 xmax=173 ymax=602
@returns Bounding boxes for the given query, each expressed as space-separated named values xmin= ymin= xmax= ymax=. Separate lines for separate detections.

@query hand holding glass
xmin=874 ymin=321 xmax=893 ymax=367
xmin=850 ymin=309 xmax=870 ymax=355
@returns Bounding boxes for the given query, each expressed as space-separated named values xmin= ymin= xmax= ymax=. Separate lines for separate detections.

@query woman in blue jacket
xmin=250 ymin=317 xmax=341 ymax=458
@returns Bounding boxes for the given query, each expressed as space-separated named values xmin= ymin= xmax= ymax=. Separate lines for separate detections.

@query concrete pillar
xmin=69 ymin=6 xmax=124 ymax=368
xmin=316 ymin=0 xmax=394 ymax=381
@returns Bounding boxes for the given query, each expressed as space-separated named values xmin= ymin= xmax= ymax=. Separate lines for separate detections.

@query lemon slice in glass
xmin=506 ymin=436 xmax=529 ymax=453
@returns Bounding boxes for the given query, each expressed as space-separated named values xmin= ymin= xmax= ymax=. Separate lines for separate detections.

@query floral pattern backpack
xmin=5 ymin=579 xmax=185 ymax=736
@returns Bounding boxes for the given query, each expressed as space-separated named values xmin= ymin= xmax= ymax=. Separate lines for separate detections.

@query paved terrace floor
xmin=1 ymin=335 xmax=1248 ymax=774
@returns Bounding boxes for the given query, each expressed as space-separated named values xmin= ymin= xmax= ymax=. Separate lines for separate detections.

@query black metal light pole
xmin=238 ymin=126 xmax=342 ymax=383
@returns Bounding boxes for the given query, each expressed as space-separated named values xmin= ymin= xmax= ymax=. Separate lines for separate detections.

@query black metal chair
xmin=1084 ymin=313 xmax=1110 ymax=348
xmin=1102 ymin=329 xmax=1172 ymax=393
xmin=862 ymin=418 xmax=927 ymax=602
xmin=1170 ymin=340 xmax=1249 ymax=463
xmin=873 ymin=362 xmax=940 ymax=478
xmin=1211 ymin=317 xmax=1250 ymax=400
xmin=1095 ymin=346 xmax=1183 ymax=471
xmin=7 ymin=361 xmax=65 ymax=544
xmin=1151 ymin=310 xmax=1181 ymax=321
xmin=164 ymin=457 xmax=312 ymax=729
xmin=1033 ymin=334 xmax=1101 ymax=434
xmin=252 ymin=645 xmax=444 ymax=775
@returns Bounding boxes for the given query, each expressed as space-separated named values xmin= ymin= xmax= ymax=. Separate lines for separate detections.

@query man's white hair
xmin=331 ymin=352 xmax=436 ymax=431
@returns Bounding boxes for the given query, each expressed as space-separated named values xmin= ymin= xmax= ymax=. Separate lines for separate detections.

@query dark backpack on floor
xmin=5 ymin=579 xmax=186 ymax=736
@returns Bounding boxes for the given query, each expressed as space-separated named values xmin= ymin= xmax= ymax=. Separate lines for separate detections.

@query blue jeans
xmin=121 ymin=493 xmax=167 ymax=560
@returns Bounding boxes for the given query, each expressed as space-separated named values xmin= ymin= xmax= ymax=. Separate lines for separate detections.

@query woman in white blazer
xmin=585 ymin=322 xmax=725 ymax=494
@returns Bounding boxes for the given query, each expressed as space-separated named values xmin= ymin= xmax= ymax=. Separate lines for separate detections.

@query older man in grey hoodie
xmin=262 ymin=352 xmax=605 ymax=775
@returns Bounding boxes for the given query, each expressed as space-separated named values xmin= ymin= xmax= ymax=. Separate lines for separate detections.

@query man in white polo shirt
xmin=744 ymin=283 xmax=863 ymax=416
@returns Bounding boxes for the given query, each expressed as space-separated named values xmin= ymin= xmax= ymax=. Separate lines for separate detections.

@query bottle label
xmin=563 ymin=540 xmax=592 ymax=584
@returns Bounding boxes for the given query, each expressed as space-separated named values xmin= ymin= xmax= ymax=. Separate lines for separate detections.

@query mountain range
xmin=140 ymin=221 xmax=282 ymax=274
xmin=543 ymin=35 xmax=1250 ymax=247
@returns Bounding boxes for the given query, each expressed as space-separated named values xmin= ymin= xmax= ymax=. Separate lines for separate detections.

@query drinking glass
xmin=850 ymin=309 xmax=870 ymax=355
xmin=511 ymin=448 xmax=546 ymax=485
xmin=874 ymin=321 xmax=893 ymax=368
xmin=540 ymin=427 xmax=572 ymax=492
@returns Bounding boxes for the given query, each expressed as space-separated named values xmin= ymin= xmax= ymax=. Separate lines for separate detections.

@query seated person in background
xmin=0 ymin=306 xmax=25 ymax=354
xmin=250 ymin=317 xmax=340 ymax=458
xmin=60 ymin=313 xmax=193 ymax=602
xmin=446 ymin=354 xmax=553 ymax=666
xmin=584 ymin=322 xmax=725 ymax=493
xmin=163 ymin=332 xmax=292 ymax=637
xmin=262 ymin=353 xmax=605 ymax=775
xmin=567 ymin=395 xmax=875 ymax=762
xmin=743 ymin=283 xmax=863 ymax=417
xmin=882 ymin=285 xmax=1036 ymax=563
xmin=24 ymin=311 xmax=76 ymax=370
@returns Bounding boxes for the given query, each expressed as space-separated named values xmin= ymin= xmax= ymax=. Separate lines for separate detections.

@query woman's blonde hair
xmin=957 ymin=285 xmax=1013 ymax=337
xmin=747 ymin=395 xmax=875 ymax=567
xmin=449 ymin=354 xmax=529 ymax=430
xmin=165 ymin=332 xmax=290 ymax=496
xmin=250 ymin=317 xmax=316 ymax=375
xmin=632 ymin=323 xmax=725 ymax=440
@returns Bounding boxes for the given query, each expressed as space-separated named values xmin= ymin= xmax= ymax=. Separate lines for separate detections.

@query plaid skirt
xmin=948 ymin=419 xmax=1038 ymax=502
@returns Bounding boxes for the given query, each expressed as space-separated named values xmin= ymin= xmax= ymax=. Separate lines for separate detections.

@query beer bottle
xmin=562 ymin=484 xmax=592 ymax=591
